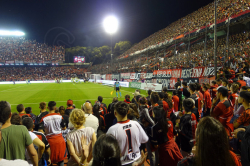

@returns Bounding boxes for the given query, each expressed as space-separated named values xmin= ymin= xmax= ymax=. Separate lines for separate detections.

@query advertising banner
xmin=141 ymin=83 xmax=162 ymax=91
xmin=129 ymin=82 xmax=141 ymax=89
xmin=15 ymin=60 xmax=24 ymax=64
xmin=5 ymin=60 xmax=14 ymax=64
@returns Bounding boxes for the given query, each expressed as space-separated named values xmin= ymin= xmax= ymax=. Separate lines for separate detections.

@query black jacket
xmin=237 ymin=125 xmax=250 ymax=166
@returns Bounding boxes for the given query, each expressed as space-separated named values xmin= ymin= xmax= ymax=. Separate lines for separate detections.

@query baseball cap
xmin=67 ymin=99 xmax=73 ymax=106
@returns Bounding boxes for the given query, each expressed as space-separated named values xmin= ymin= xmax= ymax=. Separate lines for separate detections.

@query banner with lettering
xmin=104 ymin=66 xmax=225 ymax=87
xmin=112 ymin=74 xmax=120 ymax=81
xmin=106 ymin=74 xmax=112 ymax=80
xmin=121 ymin=73 xmax=130 ymax=79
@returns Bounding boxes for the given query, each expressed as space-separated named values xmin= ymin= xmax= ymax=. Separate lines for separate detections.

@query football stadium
xmin=0 ymin=0 xmax=250 ymax=166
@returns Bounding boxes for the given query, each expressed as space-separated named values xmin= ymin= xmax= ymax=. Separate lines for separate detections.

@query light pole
xmin=103 ymin=16 xmax=118 ymax=74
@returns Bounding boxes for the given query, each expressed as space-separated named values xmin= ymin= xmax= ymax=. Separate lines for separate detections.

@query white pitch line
xmin=0 ymin=86 xmax=23 ymax=92
xmin=9 ymin=98 xmax=113 ymax=105
xmin=0 ymin=87 xmax=109 ymax=92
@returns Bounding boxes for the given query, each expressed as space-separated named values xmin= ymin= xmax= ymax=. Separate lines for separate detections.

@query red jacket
xmin=172 ymin=95 xmax=179 ymax=112
xmin=204 ymin=90 xmax=212 ymax=109
xmin=124 ymin=99 xmax=130 ymax=104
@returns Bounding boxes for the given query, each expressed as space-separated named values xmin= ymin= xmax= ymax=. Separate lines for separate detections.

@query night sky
xmin=0 ymin=0 xmax=214 ymax=48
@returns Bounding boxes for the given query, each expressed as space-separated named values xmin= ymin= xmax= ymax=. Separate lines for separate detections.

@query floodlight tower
xmin=103 ymin=16 xmax=118 ymax=73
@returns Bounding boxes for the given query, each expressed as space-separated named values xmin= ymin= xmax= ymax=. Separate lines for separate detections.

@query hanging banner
xmin=181 ymin=67 xmax=203 ymax=79
xmin=140 ymin=72 xmax=147 ymax=79
xmin=101 ymin=75 xmax=106 ymax=80
xmin=171 ymin=69 xmax=182 ymax=78
xmin=121 ymin=73 xmax=130 ymax=79
xmin=112 ymin=74 xmax=120 ymax=81
xmin=153 ymin=70 xmax=172 ymax=79
xmin=106 ymin=74 xmax=112 ymax=80
xmin=130 ymin=72 xmax=136 ymax=79
xmin=145 ymin=73 xmax=153 ymax=80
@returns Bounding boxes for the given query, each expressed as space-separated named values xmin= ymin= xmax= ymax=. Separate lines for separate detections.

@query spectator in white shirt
xmin=68 ymin=102 xmax=99 ymax=136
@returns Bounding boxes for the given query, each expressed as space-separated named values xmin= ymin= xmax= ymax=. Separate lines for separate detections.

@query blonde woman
xmin=66 ymin=109 xmax=96 ymax=166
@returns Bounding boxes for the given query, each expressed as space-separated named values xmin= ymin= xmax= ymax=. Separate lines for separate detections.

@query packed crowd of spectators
xmin=90 ymin=0 xmax=250 ymax=74
xmin=0 ymin=37 xmax=65 ymax=63
xmin=0 ymin=66 xmax=87 ymax=81
xmin=90 ymin=29 xmax=250 ymax=74
xmin=1 ymin=73 xmax=250 ymax=165
xmin=117 ymin=0 xmax=250 ymax=59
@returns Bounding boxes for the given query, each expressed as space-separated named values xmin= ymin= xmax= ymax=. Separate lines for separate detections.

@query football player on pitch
xmin=114 ymin=80 xmax=122 ymax=97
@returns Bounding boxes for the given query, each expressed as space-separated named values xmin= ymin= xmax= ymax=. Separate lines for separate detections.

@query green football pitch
xmin=0 ymin=82 xmax=148 ymax=115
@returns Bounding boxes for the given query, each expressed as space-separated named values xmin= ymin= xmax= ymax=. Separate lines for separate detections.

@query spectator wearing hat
xmin=65 ymin=99 xmax=74 ymax=116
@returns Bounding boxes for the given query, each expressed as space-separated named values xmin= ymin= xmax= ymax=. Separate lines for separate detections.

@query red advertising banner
xmin=106 ymin=74 xmax=112 ymax=80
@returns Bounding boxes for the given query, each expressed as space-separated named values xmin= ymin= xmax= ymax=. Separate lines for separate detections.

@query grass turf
xmin=0 ymin=82 xmax=148 ymax=115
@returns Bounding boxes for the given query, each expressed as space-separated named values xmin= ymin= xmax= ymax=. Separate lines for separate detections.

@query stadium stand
xmin=0 ymin=37 xmax=65 ymax=63
xmin=2 ymin=1 xmax=250 ymax=166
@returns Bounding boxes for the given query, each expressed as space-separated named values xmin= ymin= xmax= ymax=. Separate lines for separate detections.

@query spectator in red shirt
xmin=172 ymin=90 xmax=179 ymax=112
xmin=16 ymin=104 xmax=32 ymax=118
xmin=210 ymin=80 xmax=218 ymax=99
xmin=233 ymin=91 xmax=250 ymax=128
xmin=237 ymin=76 xmax=247 ymax=88
xmin=163 ymin=93 xmax=174 ymax=119
xmin=230 ymin=68 xmax=236 ymax=79
xmin=202 ymin=84 xmax=212 ymax=117
xmin=195 ymin=83 xmax=203 ymax=117
xmin=211 ymin=87 xmax=234 ymax=136
xmin=124 ymin=94 xmax=131 ymax=104
xmin=229 ymin=83 xmax=239 ymax=112
xmin=216 ymin=79 xmax=222 ymax=87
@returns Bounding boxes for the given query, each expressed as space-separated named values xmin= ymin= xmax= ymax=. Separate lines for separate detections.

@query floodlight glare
xmin=103 ymin=16 xmax=118 ymax=34
xmin=0 ymin=30 xmax=25 ymax=36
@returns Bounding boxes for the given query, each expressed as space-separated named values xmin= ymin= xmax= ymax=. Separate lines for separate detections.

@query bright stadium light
xmin=103 ymin=16 xmax=118 ymax=34
xmin=0 ymin=30 xmax=25 ymax=36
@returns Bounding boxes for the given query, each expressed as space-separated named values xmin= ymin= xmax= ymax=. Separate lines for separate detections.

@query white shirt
xmin=68 ymin=114 xmax=99 ymax=136
xmin=41 ymin=113 xmax=63 ymax=136
xmin=66 ymin=127 xmax=94 ymax=166
xmin=0 ymin=159 xmax=29 ymax=166
xmin=26 ymin=131 xmax=38 ymax=166
xmin=243 ymin=76 xmax=250 ymax=86
xmin=107 ymin=120 xmax=148 ymax=165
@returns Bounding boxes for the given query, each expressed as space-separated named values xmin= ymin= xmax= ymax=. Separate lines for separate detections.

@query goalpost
xmin=90 ymin=74 xmax=101 ymax=83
